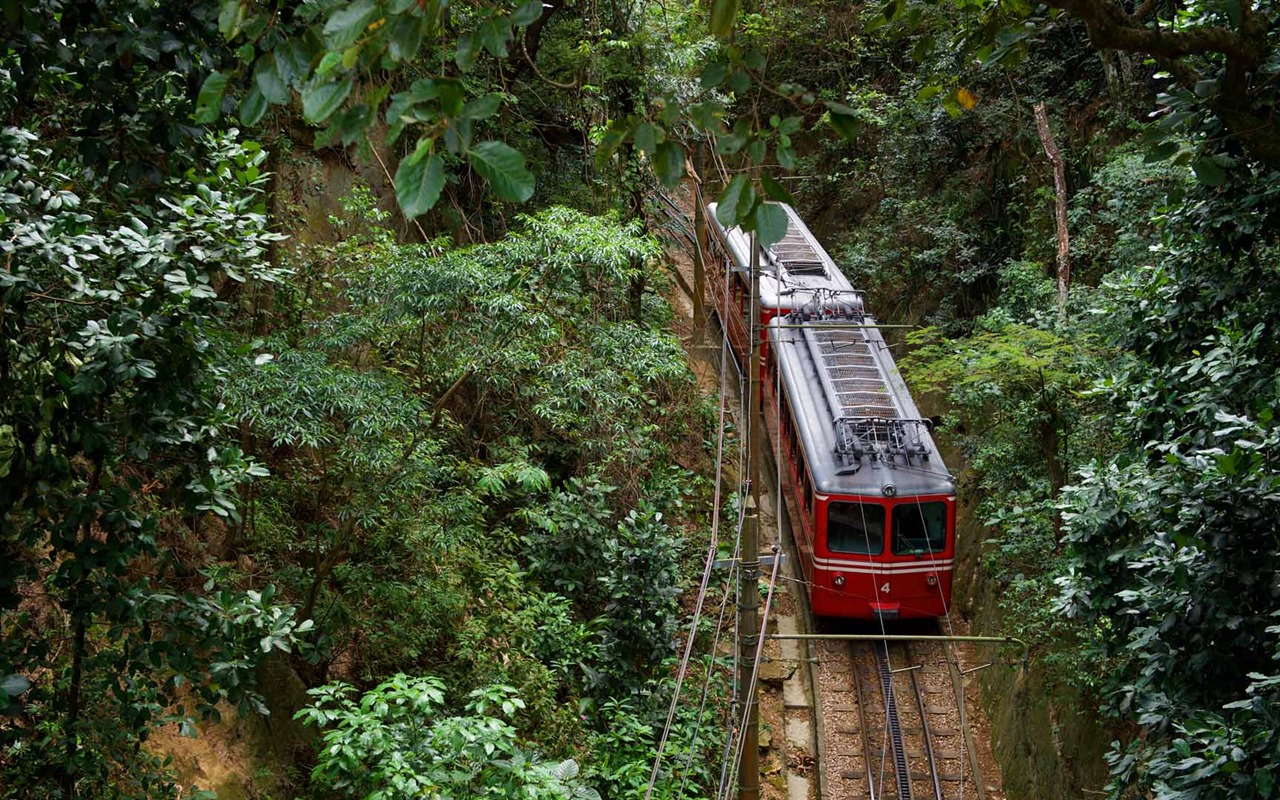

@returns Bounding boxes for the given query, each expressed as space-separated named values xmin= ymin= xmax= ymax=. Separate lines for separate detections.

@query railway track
xmin=817 ymin=629 xmax=985 ymax=800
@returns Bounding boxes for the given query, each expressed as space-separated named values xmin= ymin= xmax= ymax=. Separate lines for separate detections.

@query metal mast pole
xmin=738 ymin=231 xmax=763 ymax=800
xmin=738 ymin=503 xmax=760 ymax=800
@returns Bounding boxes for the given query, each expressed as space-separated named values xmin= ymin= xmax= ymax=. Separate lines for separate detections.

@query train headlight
xmin=882 ymin=484 xmax=897 ymax=497
xmin=833 ymin=574 xmax=846 ymax=587
xmin=926 ymin=573 xmax=938 ymax=586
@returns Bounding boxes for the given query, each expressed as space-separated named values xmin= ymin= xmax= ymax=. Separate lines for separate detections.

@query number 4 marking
xmin=880 ymin=582 xmax=890 ymax=594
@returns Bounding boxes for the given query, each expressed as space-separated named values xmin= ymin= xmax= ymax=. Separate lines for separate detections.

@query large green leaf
xmin=195 ymin=71 xmax=229 ymax=124
xmin=387 ymin=15 xmax=426 ymax=62
xmin=653 ymin=141 xmax=684 ymax=187
xmin=302 ymin=77 xmax=354 ymax=123
xmin=715 ymin=174 xmax=754 ymax=228
xmin=760 ymin=173 xmax=795 ymax=205
xmin=825 ymin=102 xmax=862 ymax=141
xmin=754 ymin=202 xmax=788 ymax=247
xmin=396 ymin=153 xmax=446 ymax=218
xmin=469 ymin=141 xmax=534 ymax=202
xmin=709 ymin=0 xmax=740 ymax=36
xmin=239 ymin=86 xmax=268 ymax=126
xmin=1192 ymin=157 xmax=1227 ymax=187
xmin=461 ymin=94 xmax=502 ymax=120
xmin=324 ymin=0 xmax=381 ymax=49
xmin=633 ymin=122 xmax=664 ymax=156
xmin=254 ymin=54 xmax=289 ymax=105
xmin=511 ymin=0 xmax=543 ymax=26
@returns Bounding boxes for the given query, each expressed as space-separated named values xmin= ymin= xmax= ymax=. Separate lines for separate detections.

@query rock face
xmin=951 ymin=492 xmax=1110 ymax=798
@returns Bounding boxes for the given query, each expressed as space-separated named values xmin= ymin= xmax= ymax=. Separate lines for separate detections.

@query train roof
xmin=706 ymin=202 xmax=859 ymax=312
xmin=769 ymin=314 xmax=955 ymax=499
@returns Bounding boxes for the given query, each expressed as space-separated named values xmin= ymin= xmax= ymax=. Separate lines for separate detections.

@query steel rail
xmin=848 ymin=643 xmax=878 ymax=800
xmin=767 ymin=634 xmax=1028 ymax=673
xmin=904 ymin=643 xmax=946 ymax=800
xmin=873 ymin=643 xmax=913 ymax=800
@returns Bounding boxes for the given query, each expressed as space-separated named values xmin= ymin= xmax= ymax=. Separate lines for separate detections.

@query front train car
xmin=767 ymin=307 xmax=957 ymax=620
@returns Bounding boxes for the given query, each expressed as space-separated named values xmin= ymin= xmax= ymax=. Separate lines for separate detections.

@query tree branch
xmin=1053 ymin=0 xmax=1259 ymax=64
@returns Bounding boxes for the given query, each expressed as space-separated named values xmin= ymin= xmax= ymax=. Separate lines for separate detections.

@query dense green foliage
xmin=855 ymin=0 xmax=1280 ymax=794
xmin=1 ymin=3 xmax=730 ymax=796
xmin=6 ymin=0 xmax=1280 ymax=797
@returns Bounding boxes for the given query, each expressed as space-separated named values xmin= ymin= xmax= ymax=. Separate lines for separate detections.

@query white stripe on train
xmin=807 ymin=559 xmax=954 ymax=574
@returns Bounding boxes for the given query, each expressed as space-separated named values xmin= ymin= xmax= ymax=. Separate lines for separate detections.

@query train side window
xmin=826 ymin=502 xmax=885 ymax=555
xmin=891 ymin=502 xmax=948 ymax=555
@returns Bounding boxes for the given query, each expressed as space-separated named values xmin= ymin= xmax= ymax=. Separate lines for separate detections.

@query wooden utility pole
xmin=1034 ymin=101 xmax=1070 ymax=322
xmin=739 ymin=232 xmax=764 ymax=800
xmin=693 ymin=190 xmax=708 ymax=343
xmin=690 ymin=152 xmax=708 ymax=344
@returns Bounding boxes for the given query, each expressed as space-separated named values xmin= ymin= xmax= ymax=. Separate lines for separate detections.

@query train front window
xmin=826 ymin=502 xmax=884 ymax=555
xmin=892 ymin=502 xmax=947 ymax=555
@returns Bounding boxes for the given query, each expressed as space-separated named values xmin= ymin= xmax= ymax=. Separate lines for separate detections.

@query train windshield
xmin=826 ymin=502 xmax=885 ymax=555
xmin=892 ymin=502 xmax=947 ymax=555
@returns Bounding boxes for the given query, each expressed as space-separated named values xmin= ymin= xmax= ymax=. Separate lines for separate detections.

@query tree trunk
xmin=1034 ymin=101 xmax=1070 ymax=323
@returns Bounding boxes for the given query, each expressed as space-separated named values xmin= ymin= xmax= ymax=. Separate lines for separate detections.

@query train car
xmin=704 ymin=200 xmax=956 ymax=619
xmin=704 ymin=202 xmax=860 ymax=370
xmin=765 ymin=307 xmax=956 ymax=619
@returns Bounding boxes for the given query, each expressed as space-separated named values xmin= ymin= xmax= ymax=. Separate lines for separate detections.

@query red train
xmin=707 ymin=203 xmax=957 ymax=620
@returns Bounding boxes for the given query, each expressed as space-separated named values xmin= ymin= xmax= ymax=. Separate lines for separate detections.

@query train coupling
xmin=870 ymin=603 xmax=901 ymax=621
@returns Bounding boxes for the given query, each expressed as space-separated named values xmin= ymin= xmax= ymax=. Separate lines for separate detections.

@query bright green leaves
xmin=384 ymin=81 xmax=530 ymax=214
xmin=395 ymin=153 xmax=446 ymax=218
xmin=469 ymin=141 xmax=535 ymax=203
xmin=195 ymin=70 xmax=230 ymax=124
xmin=298 ymin=677 xmax=599 ymax=800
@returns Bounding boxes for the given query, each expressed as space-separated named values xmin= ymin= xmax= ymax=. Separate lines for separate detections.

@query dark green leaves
xmin=511 ymin=0 xmax=543 ymax=26
xmin=469 ymin=141 xmax=535 ymax=203
xmin=254 ymin=53 xmax=289 ymax=104
xmin=825 ymin=102 xmax=861 ymax=141
xmin=1192 ymin=158 xmax=1227 ymax=187
xmin=239 ymin=86 xmax=268 ymax=125
xmin=195 ymin=71 xmax=230 ymax=124
xmin=302 ymin=77 xmax=354 ymax=123
xmin=652 ymin=142 xmax=685 ymax=188
xmin=633 ymin=122 xmax=664 ymax=156
xmin=701 ymin=61 xmax=728 ymax=89
xmin=395 ymin=152 xmax=446 ymax=218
